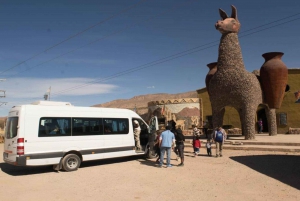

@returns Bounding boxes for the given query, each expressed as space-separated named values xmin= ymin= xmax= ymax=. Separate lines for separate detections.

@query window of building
xmin=277 ymin=113 xmax=287 ymax=126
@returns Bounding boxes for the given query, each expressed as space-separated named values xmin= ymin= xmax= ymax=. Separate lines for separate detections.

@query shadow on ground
xmin=0 ymin=162 xmax=54 ymax=176
xmin=230 ymin=155 xmax=300 ymax=190
xmin=0 ymin=155 xmax=144 ymax=176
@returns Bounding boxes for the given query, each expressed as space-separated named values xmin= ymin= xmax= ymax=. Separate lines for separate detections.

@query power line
xmin=0 ymin=0 xmax=148 ymax=75
xmin=5 ymin=12 xmax=300 ymax=105
xmin=49 ymin=15 xmax=300 ymax=96
xmin=12 ymin=14 xmax=300 ymax=105
xmin=4 ymin=0 xmax=198 ymax=79
xmin=239 ymin=17 xmax=300 ymax=38
xmin=241 ymin=12 xmax=300 ymax=33
xmin=6 ymin=10 xmax=300 ymax=79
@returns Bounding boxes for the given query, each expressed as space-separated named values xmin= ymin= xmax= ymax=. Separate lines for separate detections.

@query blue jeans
xmin=259 ymin=126 xmax=263 ymax=133
xmin=160 ymin=147 xmax=171 ymax=166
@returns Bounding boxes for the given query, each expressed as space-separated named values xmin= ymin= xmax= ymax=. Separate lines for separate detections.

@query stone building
xmin=197 ymin=68 xmax=300 ymax=134
xmin=147 ymin=98 xmax=202 ymax=133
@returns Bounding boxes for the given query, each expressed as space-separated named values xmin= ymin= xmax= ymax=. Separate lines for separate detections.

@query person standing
xmin=171 ymin=120 xmax=176 ymax=131
xmin=206 ymin=139 xmax=212 ymax=156
xmin=154 ymin=131 xmax=161 ymax=163
xmin=213 ymin=127 xmax=226 ymax=157
xmin=192 ymin=125 xmax=200 ymax=137
xmin=203 ymin=121 xmax=208 ymax=138
xmin=192 ymin=135 xmax=201 ymax=156
xmin=258 ymin=119 xmax=263 ymax=133
xmin=159 ymin=126 xmax=175 ymax=168
xmin=175 ymin=126 xmax=185 ymax=167
xmin=133 ymin=120 xmax=142 ymax=152
xmin=173 ymin=134 xmax=180 ymax=162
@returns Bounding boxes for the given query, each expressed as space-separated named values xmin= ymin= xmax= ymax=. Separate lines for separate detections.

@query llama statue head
xmin=215 ymin=5 xmax=240 ymax=34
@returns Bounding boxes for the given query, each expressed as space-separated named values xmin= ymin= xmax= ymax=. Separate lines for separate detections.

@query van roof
xmin=30 ymin=101 xmax=73 ymax=106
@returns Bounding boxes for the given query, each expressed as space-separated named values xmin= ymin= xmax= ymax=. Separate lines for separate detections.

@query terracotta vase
xmin=260 ymin=52 xmax=288 ymax=109
xmin=205 ymin=62 xmax=218 ymax=94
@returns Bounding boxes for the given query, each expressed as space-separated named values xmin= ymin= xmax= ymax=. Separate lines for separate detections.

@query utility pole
xmin=0 ymin=79 xmax=7 ymax=132
xmin=0 ymin=79 xmax=7 ymax=106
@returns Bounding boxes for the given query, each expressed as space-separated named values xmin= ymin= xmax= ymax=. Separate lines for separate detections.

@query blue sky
xmin=0 ymin=0 xmax=299 ymax=116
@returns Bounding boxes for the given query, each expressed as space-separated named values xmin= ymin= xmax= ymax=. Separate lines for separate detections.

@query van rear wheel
xmin=62 ymin=154 xmax=81 ymax=172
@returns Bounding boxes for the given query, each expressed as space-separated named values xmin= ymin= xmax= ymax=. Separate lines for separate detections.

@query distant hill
xmin=92 ymin=91 xmax=198 ymax=110
xmin=92 ymin=90 xmax=198 ymax=120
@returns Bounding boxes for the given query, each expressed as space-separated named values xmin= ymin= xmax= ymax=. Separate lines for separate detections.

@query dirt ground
xmin=0 ymin=145 xmax=299 ymax=201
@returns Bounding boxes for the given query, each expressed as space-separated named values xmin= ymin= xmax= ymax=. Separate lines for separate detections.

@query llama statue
xmin=208 ymin=5 xmax=277 ymax=139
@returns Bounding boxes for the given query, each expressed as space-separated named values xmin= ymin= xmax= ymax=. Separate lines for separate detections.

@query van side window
xmin=72 ymin=118 xmax=103 ymax=136
xmin=103 ymin=118 xmax=129 ymax=134
xmin=39 ymin=117 xmax=71 ymax=137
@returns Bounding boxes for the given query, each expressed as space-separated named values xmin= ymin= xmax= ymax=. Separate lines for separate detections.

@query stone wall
xmin=227 ymin=128 xmax=242 ymax=135
xmin=288 ymin=128 xmax=300 ymax=134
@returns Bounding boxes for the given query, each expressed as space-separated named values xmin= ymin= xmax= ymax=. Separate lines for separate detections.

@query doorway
xmin=257 ymin=108 xmax=268 ymax=133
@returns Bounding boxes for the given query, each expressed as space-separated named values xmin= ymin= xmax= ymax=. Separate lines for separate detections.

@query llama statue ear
xmin=231 ymin=5 xmax=238 ymax=21
xmin=219 ymin=8 xmax=228 ymax=20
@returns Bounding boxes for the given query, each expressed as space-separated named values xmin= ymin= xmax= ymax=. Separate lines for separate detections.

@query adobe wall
xmin=147 ymin=98 xmax=202 ymax=131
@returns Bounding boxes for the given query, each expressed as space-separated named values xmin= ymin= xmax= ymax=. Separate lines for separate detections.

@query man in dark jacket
xmin=175 ymin=126 xmax=185 ymax=167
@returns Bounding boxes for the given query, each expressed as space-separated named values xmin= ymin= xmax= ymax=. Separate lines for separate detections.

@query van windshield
xmin=5 ymin=117 xmax=18 ymax=139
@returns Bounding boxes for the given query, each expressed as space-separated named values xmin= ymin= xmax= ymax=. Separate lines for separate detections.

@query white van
xmin=3 ymin=101 xmax=158 ymax=171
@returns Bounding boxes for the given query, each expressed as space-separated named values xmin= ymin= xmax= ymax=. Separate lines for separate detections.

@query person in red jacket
xmin=192 ymin=136 xmax=201 ymax=156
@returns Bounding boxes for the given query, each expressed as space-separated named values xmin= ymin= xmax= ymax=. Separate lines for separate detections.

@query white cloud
xmin=147 ymin=86 xmax=155 ymax=89
xmin=2 ymin=77 xmax=118 ymax=99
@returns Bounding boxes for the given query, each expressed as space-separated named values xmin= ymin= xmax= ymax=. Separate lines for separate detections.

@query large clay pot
xmin=260 ymin=52 xmax=288 ymax=109
xmin=205 ymin=62 xmax=217 ymax=94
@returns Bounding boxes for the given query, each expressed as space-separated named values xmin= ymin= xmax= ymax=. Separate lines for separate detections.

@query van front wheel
xmin=62 ymin=154 xmax=81 ymax=172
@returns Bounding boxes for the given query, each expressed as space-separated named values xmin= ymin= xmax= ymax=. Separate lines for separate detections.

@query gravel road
xmin=0 ymin=145 xmax=299 ymax=201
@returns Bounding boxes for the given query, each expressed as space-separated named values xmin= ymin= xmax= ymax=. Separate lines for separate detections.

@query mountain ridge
xmin=92 ymin=91 xmax=198 ymax=110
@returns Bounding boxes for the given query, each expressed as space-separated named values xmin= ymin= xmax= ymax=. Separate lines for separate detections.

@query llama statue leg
xmin=238 ymin=108 xmax=245 ymax=135
xmin=266 ymin=108 xmax=277 ymax=136
xmin=241 ymin=106 xmax=257 ymax=140
xmin=212 ymin=108 xmax=225 ymax=129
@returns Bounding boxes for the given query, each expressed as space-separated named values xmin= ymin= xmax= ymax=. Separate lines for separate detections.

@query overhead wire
xmin=50 ymin=14 xmax=300 ymax=96
xmin=3 ymin=10 xmax=300 ymax=105
xmin=5 ymin=0 xmax=197 ymax=79
xmin=0 ymin=0 xmax=148 ymax=75
xmin=6 ymin=10 xmax=300 ymax=79
xmin=13 ymin=14 xmax=300 ymax=105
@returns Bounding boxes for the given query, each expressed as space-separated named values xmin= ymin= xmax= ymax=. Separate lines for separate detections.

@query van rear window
xmin=5 ymin=117 xmax=18 ymax=139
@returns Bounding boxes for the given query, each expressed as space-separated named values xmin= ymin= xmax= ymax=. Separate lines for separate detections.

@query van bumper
xmin=3 ymin=154 xmax=27 ymax=166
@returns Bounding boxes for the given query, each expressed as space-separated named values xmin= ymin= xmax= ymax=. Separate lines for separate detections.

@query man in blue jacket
xmin=159 ymin=126 xmax=175 ymax=168
xmin=213 ymin=127 xmax=227 ymax=157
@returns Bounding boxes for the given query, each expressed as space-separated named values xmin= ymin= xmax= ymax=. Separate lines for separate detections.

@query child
xmin=206 ymin=139 xmax=212 ymax=156
xmin=192 ymin=136 xmax=201 ymax=156
xmin=192 ymin=125 xmax=200 ymax=137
